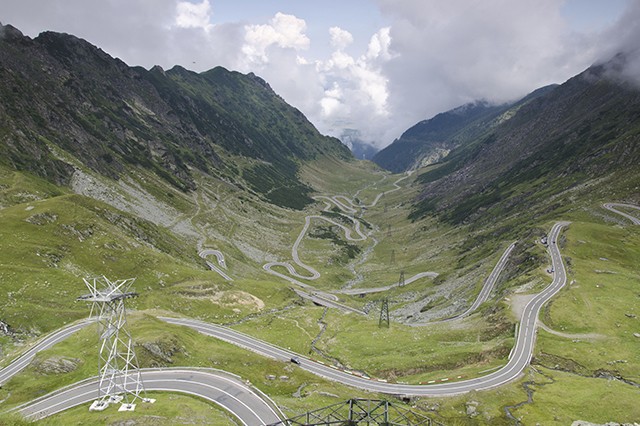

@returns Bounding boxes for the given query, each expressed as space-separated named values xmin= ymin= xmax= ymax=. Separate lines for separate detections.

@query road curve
xmin=265 ymin=174 xmax=413 ymax=285
xmin=264 ymin=214 xmax=367 ymax=282
xmin=199 ymin=249 xmax=233 ymax=281
xmin=6 ymin=222 xmax=569 ymax=424
xmin=12 ymin=368 xmax=282 ymax=425
xmin=0 ymin=319 xmax=93 ymax=385
xmin=1 ymin=323 xmax=281 ymax=424
xmin=263 ymin=174 xmax=437 ymax=309
xmin=291 ymin=288 xmax=366 ymax=315
xmin=359 ymin=171 xmax=414 ymax=209
xmin=277 ymin=240 xmax=511 ymax=318
xmin=603 ymin=203 xmax=640 ymax=225
xmin=450 ymin=241 xmax=517 ymax=321
xmin=161 ymin=224 xmax=569 ymax=396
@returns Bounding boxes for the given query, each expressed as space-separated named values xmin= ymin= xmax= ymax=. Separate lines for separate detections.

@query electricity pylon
xmin=379 ymin=298 xmax=390 ymax=328
xmin=78 ymin=276 xmax=154 ymax=412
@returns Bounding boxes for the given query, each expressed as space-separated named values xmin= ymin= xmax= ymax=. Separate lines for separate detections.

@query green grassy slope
xmin=0 ymin=41 xmax=638 ymax=424
xmin=1 ymin=157 xmax=639 ymax=424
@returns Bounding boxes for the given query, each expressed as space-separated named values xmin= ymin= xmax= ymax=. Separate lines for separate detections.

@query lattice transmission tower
xmin=379 ymin=298 xmax=390 ymax=328
xmin=78 ymin=276 xmax=154 ymax=412
xmin=267 ymin=398 xmax=443 ymax=425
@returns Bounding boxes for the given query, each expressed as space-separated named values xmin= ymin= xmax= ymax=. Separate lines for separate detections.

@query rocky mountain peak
xmin=0 ymin=22 xmax=35 ymax=48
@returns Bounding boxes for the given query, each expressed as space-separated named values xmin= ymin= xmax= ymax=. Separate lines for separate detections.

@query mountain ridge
xmin=409 ymin=52 xmax=640 ymax=224
xmin=372 ymin=85 xmax=558 ymax=173
xmin=0 ymin=23 xmax=351 ymax=209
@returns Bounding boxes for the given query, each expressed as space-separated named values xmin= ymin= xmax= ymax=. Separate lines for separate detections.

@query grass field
xmin=2 ymin=159 xmax=640 ymax=424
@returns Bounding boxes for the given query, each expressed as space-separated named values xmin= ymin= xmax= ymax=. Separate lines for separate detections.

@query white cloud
xmin=175 ymin=0 xmax=213 ymax=31
xmin=320 ymin=82 xmax=346 ymax=117
xmin=242 ymin=13 xmax=310 ymax=65
xmin=329 ymin=26 xmax=353 ymax=50
xmin=1 ymin=1 xmax=638 ymax=149
xmin=324 ymin=50 xmax=356 ymax=70
xmin=352 ymin=61 xmax=389 ymax=117
xmin=304 ymin=26 xmax=393 ymax=140
xmin=230 ymin=15 xmax=393 ymax=143
xmin=366 ymin=27 xmax=392 ymax=61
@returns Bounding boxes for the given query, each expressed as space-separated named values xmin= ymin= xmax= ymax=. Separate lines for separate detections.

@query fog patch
xmin=592 ymin=2 xmax=640 ymax=87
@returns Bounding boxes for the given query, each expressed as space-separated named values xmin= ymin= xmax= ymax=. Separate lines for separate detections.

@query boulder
xmin=466 ymin=400 xmax=479 ymax=417
xmin=32 ymin=356 xmax=81 ymax=375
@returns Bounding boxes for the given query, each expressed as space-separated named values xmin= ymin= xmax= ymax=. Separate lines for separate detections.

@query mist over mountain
xmin=372 ymin=86 xmax=558 ymax=173
xmin=408 ymin=51 xmax=640 ymax=225
xmin=340 ymin=129 xmax=379 ymax=160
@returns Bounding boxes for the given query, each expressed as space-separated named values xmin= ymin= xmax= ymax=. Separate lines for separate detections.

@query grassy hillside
xmin=1 ymin=25 xmax=639 ymax=425
xmin=1 ymin=154 xmax=639 ymax=424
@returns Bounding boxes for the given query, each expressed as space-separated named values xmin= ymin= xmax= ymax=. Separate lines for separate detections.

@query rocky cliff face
xmin=0 ymin=24 xmax=351 ymax=208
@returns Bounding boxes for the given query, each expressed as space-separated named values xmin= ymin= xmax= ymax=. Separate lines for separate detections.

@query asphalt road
xmin=199 ymin=248 xmax=233 ymax=281
xmin=263 ymin=213 xmax=366 ymax=283
xmin=290 ymin=241 xmax=511 ymax=318
xmin=0 ymin=322 xmax=281 ymax=424
xmin=603 ymin=202 xmax=640 ymax=225
xmin=263 ymin=178 xmax=440 ymax=311
xmin=161 ymin=224 xmax=569 ymax=396
xmin=13 ymin=368 xmax=282 ymax=425
xmin=0 ymin=319 xmax=92 ymax=385
xmin=290 ymin=288 xmax=366 ymax=315
xmin=5 ymin=222 xmax=570 ymax=422
xmin=451 ymin=241 xmax=517 ymax=320
xmin=264 ymin=174 xmax=411 ymax=286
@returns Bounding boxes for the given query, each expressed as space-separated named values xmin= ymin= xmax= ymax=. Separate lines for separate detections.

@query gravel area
xmin=70 ymin=168 xmax=197 ymax=238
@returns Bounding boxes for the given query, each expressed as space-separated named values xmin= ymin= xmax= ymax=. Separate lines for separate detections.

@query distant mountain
xmin=409 ymin=52 xmax=640 ymax=225
xmin=340 ymin=129 xmax=379 ymax=160
xmin=373 ymin=86 xmax=556 ymax=173
xmin=373 ymin=101 xmax=503 ymax=173
xmin=0 ymin=24 xmax=351 ymax=209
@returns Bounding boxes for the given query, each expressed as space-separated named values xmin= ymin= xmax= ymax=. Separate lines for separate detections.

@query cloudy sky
xmin=1 ymin=0 xmax=637 ymax=149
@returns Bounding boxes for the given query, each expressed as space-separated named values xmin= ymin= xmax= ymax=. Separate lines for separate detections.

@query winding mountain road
xmin=199 ymin=249 xmax=233 ymax=281
xmin=11 ymin=368 xmax=282 ymax=425
xmin=162 ymin=222 xmax=569 ymax=396
xmin=3 ymin=222 xmax=569 ymax=422
xmin=263 ymin=173 xmax=441 ymax=312
xmin=603 ymin=202 xmax=640 ymax=225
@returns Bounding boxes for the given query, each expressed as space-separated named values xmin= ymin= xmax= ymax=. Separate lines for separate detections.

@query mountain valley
xmin=0 ymin=23 xmax=639 ymax=425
